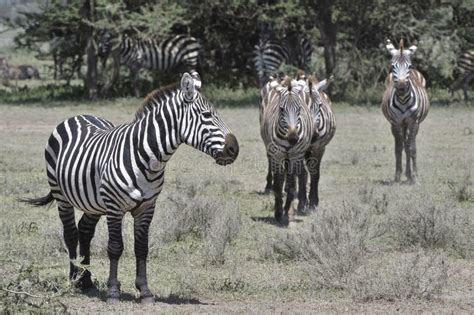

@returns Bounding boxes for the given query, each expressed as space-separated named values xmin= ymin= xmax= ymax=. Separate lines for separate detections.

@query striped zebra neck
xmin=393 ymin=83 xmax=415 ymax=109
xmin=133 ymin=86 xmax=184 ymax=166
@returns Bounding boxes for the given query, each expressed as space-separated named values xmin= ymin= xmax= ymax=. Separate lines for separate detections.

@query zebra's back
xmin=135 ymin=35 xmax=201 ymax=72
xmin=311 ymin=93 xmax=336 ymax=150
xmin=458 ymin=49 xmax=474 ymax=73
xmin=45 ymin=115 xmax=146 ymax=215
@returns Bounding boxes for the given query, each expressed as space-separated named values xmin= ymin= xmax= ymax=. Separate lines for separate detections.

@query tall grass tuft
xmin=262 ymin=204 xmax=370 ymax=289
xmin=389 ymin=200 xmax=472 ymax=257
xmin=349 ymin=247 xmax=449 ymax=301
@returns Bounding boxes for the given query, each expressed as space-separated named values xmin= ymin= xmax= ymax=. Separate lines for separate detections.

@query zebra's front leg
xmin=132 ymin=207 xmax=155 ymax=304
xmin=391 ymin=125 xmax=404 ymax=182
xmin=284 ymin=163 xmax=297 ymax=218
xmin=407 ymin=123 xmax=419 ymax=184
xmin=58 ymin=202 xmax=79 ymax=281
xmin=130 ymin=67 xmax=141 ymax=98
xmin=272 ymin=163 xmax=287 ymax=225
xmin=106 ymin=207 xmax=124 ymax=304
xmin=77 ymin=213 xmax=101 ymax=291
xmin=297 ymin=166 xmax=308 ymax=215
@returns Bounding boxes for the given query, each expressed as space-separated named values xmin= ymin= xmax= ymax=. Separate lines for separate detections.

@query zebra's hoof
xmin=106 ymin=286 xmax=121 ymax=304
xmin=140 ymin=295 xmax=155 ymax=305
xmin=264 ymin=187 xmax=272 ymax=194
xmin=276 ymin=214 xmax=289 ymax=226
xmin=106 ymin=297 xmax=119 ymax=304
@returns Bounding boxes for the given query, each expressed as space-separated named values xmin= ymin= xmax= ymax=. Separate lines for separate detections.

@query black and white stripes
xmin=98 ymin=32 xmax=202 ymax=96
xmin=450 ymin=49 xmax=474 ymax=101
xmin=23 ymin=72 xmax=238 ymax=303
xmin=253 ymin=36 xmax=313 ymax=88
xmin=382 ymin=39 xmax=430 ymax=184
xmin=259 ymin=76 xmax=314 ymax=223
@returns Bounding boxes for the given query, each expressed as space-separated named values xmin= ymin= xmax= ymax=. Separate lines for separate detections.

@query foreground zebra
xmin=98 ymin=32 xmax=202 ymax=97
xmin=253 ymin=36 xmax=313 ymax=88
xmin=450 ymin=49 xmax=474 ymax=101
xmin=22 ymin=72 xmax=239 ymax=303
xmin=297 ymin=74 xmax=336 ymax=211
xmin=382 ymin=39 xmax=429 ymax=184
xmin=260 ymin=76 xmax=314 ymax=224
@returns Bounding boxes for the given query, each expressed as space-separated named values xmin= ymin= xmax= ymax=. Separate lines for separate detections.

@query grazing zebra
xmin=260 ymin=76 xmax=314 ymax=224
xmin=253 ymin=36 xmax=313 ymax=88
xmin=21 ymin=72 xmax=239 ymax=304
xmin=297 ymin=74 xmax=336 ymax=212
xmin=450 ymin=49 xmax=474 ymax=101
xmin=98 ymin=31 xmax=202 ymax=97
xmin=382 ymin=39 xmax=429 ymax=184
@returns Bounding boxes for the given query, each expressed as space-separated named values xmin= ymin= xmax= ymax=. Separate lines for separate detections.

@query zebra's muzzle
xmin=216 ymin=133 xmax=239 ymax=165
xmin=287 ymin=126 xmax=299 ymax=146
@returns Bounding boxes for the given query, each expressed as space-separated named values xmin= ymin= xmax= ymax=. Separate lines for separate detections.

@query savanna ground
xmin=0 ymin=95 xmax=473 ymax=313
xmin=1 ymin=33 xmax=473 ymax=313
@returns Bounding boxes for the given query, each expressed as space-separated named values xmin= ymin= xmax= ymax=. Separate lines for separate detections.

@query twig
xmin=2 ymin=288 xmax=45 ymax=298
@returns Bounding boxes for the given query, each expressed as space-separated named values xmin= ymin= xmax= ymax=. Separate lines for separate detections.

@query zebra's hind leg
xmin=77 ymin=213 xmax=101 ymax=291
xmin=105 ymin=205 xmax=124 ymax=304
xmin=132 ymin=207 xmax=155 ymax=304
xmin=264 ymin=155 xmax=273 ymax=193
xmin=391 ymin=125 xmax=404 ymax=182
xmin=57 ymin=202 xmax=80 ymax=283
xmin=307 ymin=149 xmax=324 ymax=211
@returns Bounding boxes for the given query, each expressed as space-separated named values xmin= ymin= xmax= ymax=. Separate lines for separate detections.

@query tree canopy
xmin=12 ymin=0 xmax=474 ymax=100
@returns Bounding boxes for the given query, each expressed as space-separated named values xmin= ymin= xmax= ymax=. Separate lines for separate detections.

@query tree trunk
xmin=82 ymin=0 xmax=98 ymax=100
xmin=316 ymin=0 xmax=336 ymax=79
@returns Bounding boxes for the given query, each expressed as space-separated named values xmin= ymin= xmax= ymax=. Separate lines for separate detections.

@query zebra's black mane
xmin=134 ymin=83 xmax=179 ymax=121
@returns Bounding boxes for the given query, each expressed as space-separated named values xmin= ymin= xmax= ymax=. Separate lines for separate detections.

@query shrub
xmin=389 ymin=200 xmax=472 ymax=257
xmin=150 ymin=180 xmax=241 ymax=264
xmin=349 ymin=247 xmax=449 ymax=302
xmin=448 ymin=174 xmax=473 ymax=203
xmin=262 ymin=204 xmax=370 ymax=289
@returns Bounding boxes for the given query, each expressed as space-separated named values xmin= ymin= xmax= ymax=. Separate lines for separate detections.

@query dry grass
xmin=1 ymin=102 xmax=472 ymax=313
xmin=261 ymin=204 xmax=371 ymax=289
xmin=349 ymin=247 xmax=450 ymax=302
xmin=388 ymin=198 xmax=472 ymax=257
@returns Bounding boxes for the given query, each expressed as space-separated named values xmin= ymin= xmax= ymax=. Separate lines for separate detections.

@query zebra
xmin=382 ymin=39 xmax=429 ymax=184
xmin=260 ymin=76 xmax=314 ymax=224
xmin=98 ymin=31 xmax=202 ymax=97
xmin=21 ymin=71 xmax=239 ymax=304
xmin=253 ymin=36 xmax=313 ymax=88
xmin=297 ymin=74 xmax=336 ymax=212
xmin=450 ymin=49 xmax=474 ymax=101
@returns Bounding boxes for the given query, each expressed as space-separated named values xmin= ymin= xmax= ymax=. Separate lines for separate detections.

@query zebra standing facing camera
xmin=382 ymin=39 xmax=429 ymax=184
xmin=260 ymin=76 xmax=314 ymax=224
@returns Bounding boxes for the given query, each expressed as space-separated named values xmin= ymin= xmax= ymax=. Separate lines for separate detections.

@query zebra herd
xmin=97 ymin=31 xmax=201 ymax=97
xmin=19 ymin=35 xmax=456 ymax=304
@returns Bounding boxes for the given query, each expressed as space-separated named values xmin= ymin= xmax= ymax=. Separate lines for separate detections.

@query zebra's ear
xmin=190 ymin=70 xmax=202 ymax=90
xmin=315 ymin=75 xmax=334 ymax=93
xmin=385 ymin=39 xmax=398 ymax=57
xmin=407 ymin=45 xmax=417 ymax=56
xmin=180 ymin=72 xmax=196 ymax=100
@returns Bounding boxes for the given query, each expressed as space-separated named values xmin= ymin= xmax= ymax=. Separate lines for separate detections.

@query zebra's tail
xmin=19 ymin=191 xmax=54 ymax=207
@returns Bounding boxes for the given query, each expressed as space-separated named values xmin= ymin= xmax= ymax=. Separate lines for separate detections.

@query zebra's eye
xmin=202 ymin=111 xmax=212 ymax=119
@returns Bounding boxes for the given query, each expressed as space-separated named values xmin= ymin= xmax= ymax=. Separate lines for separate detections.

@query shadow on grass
xmin=81 ymin=287 xmax=137 ymax=302
xmin=155 ymin=294 xmax=209 ymax=305
xmin=251 ymin=216 xmax=293 ymax=228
